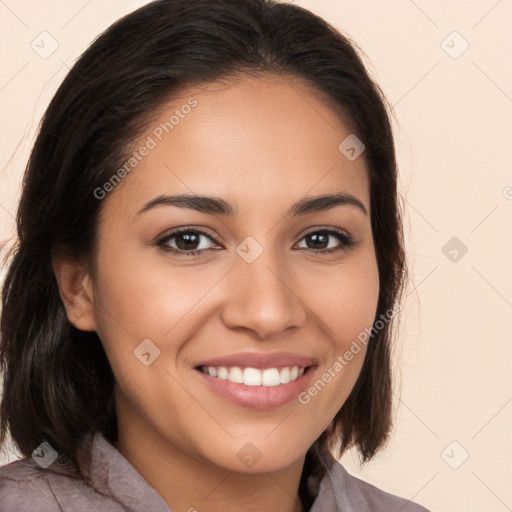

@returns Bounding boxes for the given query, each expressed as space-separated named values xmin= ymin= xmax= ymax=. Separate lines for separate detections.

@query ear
xmin=52 ymin=252 xmax=97 ymax=332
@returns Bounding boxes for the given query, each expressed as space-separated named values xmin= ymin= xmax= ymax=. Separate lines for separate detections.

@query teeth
xmin=243 ymin=368 xmax=261 ymax=386
xmin=201 ymin=365 xmax=305 ymax=386
xmin=228 ymin=367 xmax=244 ymax=384
xmin=279 ymin=367 xmax=291 ymax=384
xmin=262 ymin=368 xmax=280 ymax=386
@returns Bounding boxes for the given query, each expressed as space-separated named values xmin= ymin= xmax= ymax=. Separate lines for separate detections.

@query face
xmin=76 ymin=74 xmax=379 ymax=474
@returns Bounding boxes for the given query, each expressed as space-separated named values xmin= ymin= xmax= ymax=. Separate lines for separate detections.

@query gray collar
xmin=76 ymin=430 xmax=171 ymax=511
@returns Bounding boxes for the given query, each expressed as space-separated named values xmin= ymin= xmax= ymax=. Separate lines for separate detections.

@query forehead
xmin=101 ymin=73 xmax=370 ymax=221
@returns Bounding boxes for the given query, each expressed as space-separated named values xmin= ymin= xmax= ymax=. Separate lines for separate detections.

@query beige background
xmin=1 ymin=1 xmax=511 ymax=511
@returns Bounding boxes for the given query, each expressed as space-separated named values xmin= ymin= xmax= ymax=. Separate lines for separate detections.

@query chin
xmin=205 ymin=435 xmax=311 ymax=474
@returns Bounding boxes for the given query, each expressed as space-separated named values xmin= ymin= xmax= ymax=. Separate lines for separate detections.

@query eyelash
xmin=155 ymin=227 xmax=357 ymax=257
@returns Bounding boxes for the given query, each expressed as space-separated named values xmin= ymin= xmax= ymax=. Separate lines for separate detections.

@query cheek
xmin=91 ymin=235 xmax=179 ymax=332
xmin=89 ymin=239 xmax=227 ymax=383
xmin=296 ymin=254 xmax=379 ymax=421
xmin=306 ymin=254 xmax=380 ymax=348
xmin=89 ymin=242 xmax=167 ymax=371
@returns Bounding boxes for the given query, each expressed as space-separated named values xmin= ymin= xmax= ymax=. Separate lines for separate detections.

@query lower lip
xmin=195 ymin=367 xmax=315 ymax=410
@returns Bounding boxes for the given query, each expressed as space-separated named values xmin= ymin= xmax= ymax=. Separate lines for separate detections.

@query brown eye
xmin=296 ymin=229 xmax=356 ymax=253
xmin=156 ymin=229 xmax=219 ymax=256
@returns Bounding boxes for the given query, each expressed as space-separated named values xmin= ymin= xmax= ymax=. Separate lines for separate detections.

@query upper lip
xmin=194 ymin=351 xmax=317 ymax=370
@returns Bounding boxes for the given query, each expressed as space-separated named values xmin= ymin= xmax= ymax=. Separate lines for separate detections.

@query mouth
xmin=193 ymin=359 xmax=316 ymax=410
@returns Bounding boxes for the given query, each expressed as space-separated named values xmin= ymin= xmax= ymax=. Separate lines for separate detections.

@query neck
xmin=114 ymin=418 xmax=307 ymax=512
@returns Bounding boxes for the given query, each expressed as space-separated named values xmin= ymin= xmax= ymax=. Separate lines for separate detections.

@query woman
xmin=0 ymin=0 xmax=429 ymax=510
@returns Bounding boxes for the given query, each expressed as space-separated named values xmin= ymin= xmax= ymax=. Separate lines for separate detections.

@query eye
xmin=156 ymin=228 xmax=220 ymax=256
xmin=296 ymin=228 xmax=356 ymax=253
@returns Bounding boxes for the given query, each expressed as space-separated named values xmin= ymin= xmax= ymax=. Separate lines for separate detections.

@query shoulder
xmin=0 ymin=457 xmax=62 ymax=511
xmin=0 ymin=456 xmax=88 ymax=512
xmin=326 ymin=461 xmax=431 ymax=511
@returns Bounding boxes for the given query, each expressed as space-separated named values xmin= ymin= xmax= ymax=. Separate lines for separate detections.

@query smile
xmin=199 ymin=365 xmax=306 ymax=386
xmin=195 ymin=365 xmax=315 ymax=410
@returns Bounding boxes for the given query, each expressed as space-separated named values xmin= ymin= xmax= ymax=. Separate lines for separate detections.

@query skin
xmin=53 ymin=73 xmax=380 ymax=512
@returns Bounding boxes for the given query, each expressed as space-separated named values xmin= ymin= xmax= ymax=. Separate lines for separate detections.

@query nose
xmin=220 ymin=246 xmax=307 ymax=340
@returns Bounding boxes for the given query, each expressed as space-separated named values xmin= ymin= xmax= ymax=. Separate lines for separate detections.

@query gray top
xmin=0 ymin=431 xmax=430 ymax=511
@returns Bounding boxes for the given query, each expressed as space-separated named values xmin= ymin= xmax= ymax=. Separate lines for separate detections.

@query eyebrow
xmin=135 ymin=192 xmax=368 ymax=218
